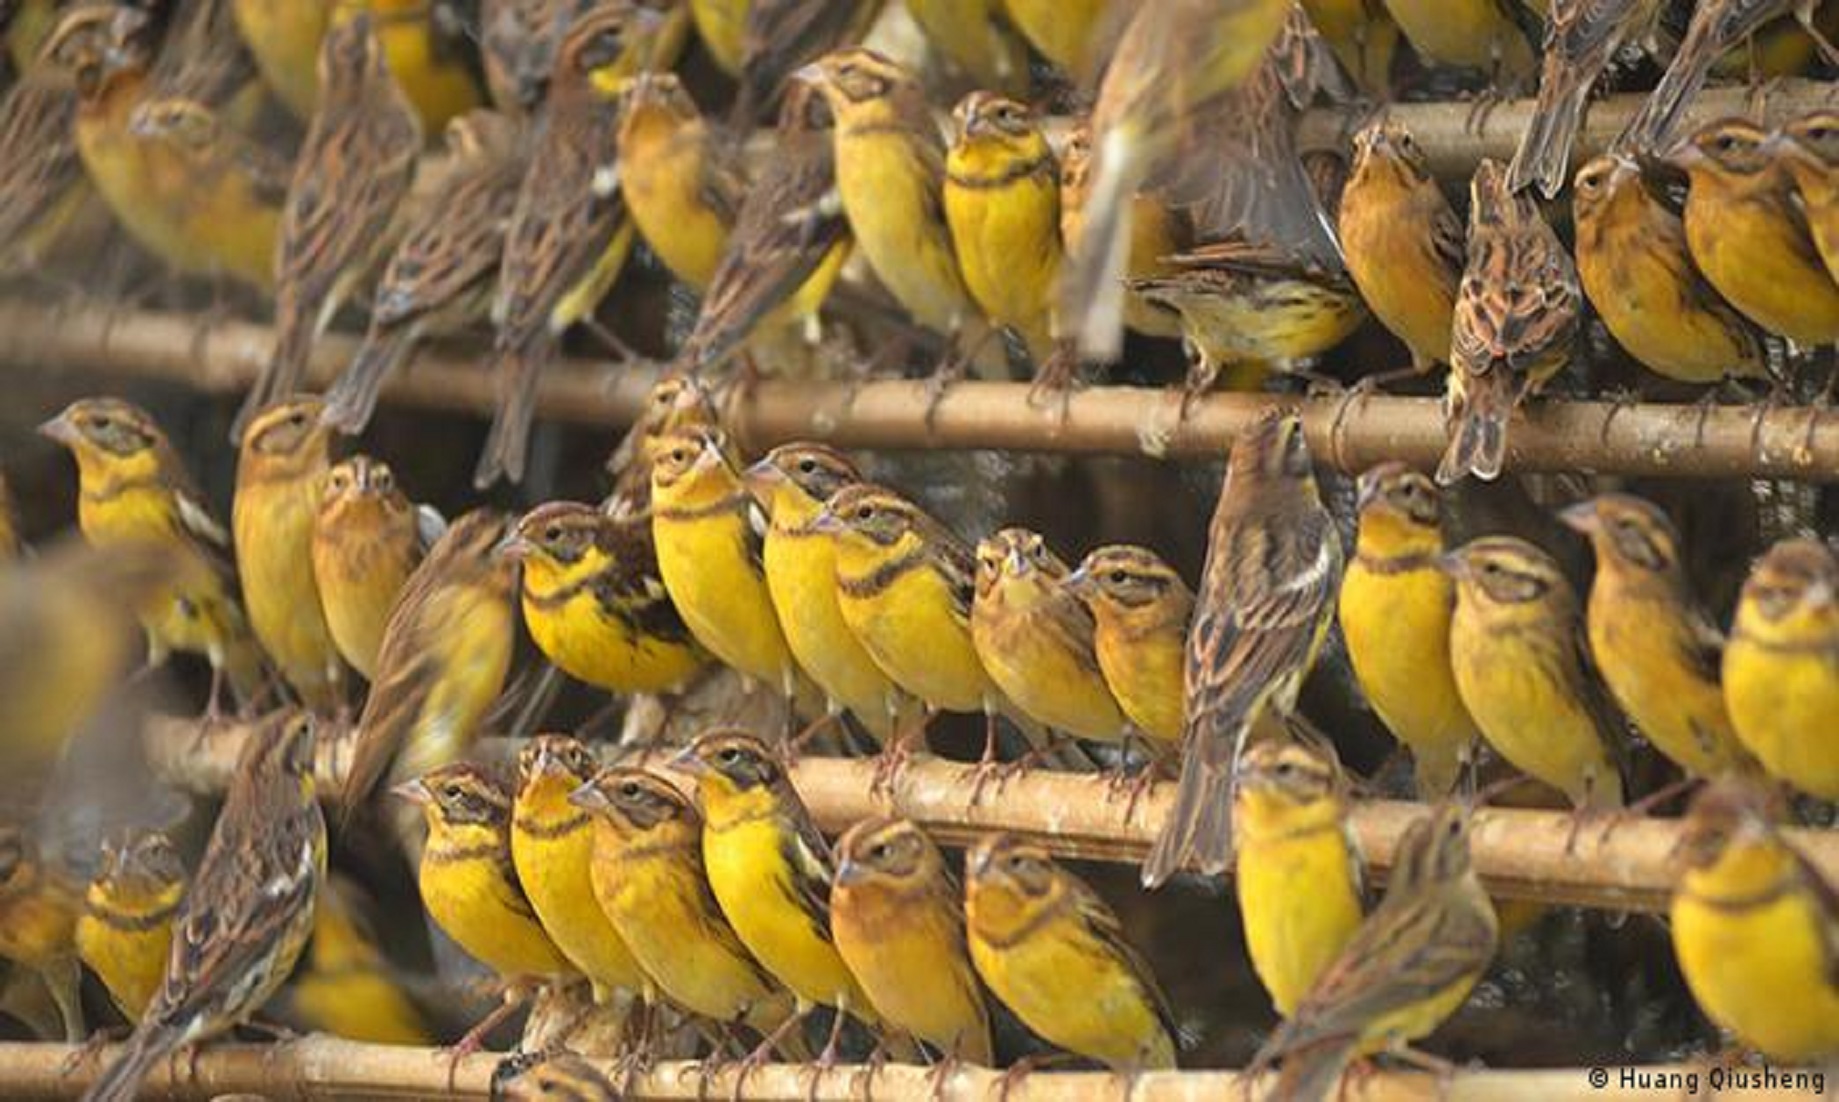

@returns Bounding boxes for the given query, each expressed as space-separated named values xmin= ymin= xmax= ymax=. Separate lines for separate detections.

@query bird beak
xmin=1005 ymin=543 xmax=1029 ymax=576
xmin=669 ymin=745 xmax=707 ymax=775
xmin=1436 ymin=551 xmax=1469 ymax=579
xmin=791 ymin=61 xmax=827 ymax=88
xmin=833 ymin=853 xmax=864 ymax=887
xmin=389 ymin=778 xmax=431 ymax=805
xmin=528 ymin=743 xmax=562 ymax=779
xmin=810 ymin=506 xmax=843 ymax=535
xmin=966 ymin=843 xmax=993 ymax=879
xmin=497 ymin=532 xmax=533 ymax=561
xmin=1062 ymin=565 xmax=1092 ymax=596
xmin=1661 ymin=138 xmax=1702 ymax=170
xmin=1557 ymin=501 xmax=1599 ymax=535
xmin=567 ymin=781 xmax=610 ymax=813
xmin=37 ymin=410 xmax=76 ymax=446
xmin=741 ymin=458 xmax=784 ymax=502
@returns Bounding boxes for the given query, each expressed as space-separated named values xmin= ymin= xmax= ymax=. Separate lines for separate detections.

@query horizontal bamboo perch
xmin=6 ymin=299 xmax=1839 ymax=479
xmin=144 ymin=717 xmax=1839 ymax=914
xmin=13 ymin=1036 xmax=1811 ymax=1101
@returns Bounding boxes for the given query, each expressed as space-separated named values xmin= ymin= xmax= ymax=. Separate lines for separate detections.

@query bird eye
xmin=330 ymin=473 xmax=348 ymax=491
xmin=92 ymin=414 xmax=111 ymax=431
xmin=288 ymin=411 xmax=307 ymax=427
xmin=374 ymin=469 xmax=393 ymax=490
xmin=1108 ymin=570 xmax=1127 ymax=585
xmin=544 ymin=525 xmax=562 ymax=543
xmin=798 ymin=458 xmax=816 ymax=474
xmin=870 ymin=843 xmax=889 ymax=861
xmin=855 ymin=505 xmax=873 ymax=520
xmin=619 ymin=781 xmax=640 ymax=799
xmin=719 ymin=747 xmax=738 ymax=762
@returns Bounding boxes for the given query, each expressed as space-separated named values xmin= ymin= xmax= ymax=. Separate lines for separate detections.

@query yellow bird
xmin=903 ymin=0 xmax=1029 ymax=91
xmin=1671 ymin=779 xmax=1839 ymax=1064
xmin=1233 ymin=740 xmax=1363 ymax=1022
xmin=1723 ymin=538 xmax=1839 ymax=800
xmin=1301 ymin=0 xmax=1400 ymax=94
xmin=509 ymin=501 xmax=707 ymax=696
xmin=964 ymin=832 xmax=1177 ymax=1070
xmin=311 ymin=455 xmax=424 ymax=681
xmin=0 ymin=829 xmax=83 ymax=1042
xmin=1064 ymin=545 xmax=1193 ymax=750
xmin=615 ymin=71 xmax=740 ymax=292
xmin=832 ymin=816 xmax=993 ymax=1064
xmin=1560 ymin=494 xmax=1753 ymax=780
xmin=234 ymin=397 xmax=345 ymax=714
xmin=1380 ymin=0 xmax=1533 ymax=78
xmin=1338 ymin=463 xmax=1478 ymax=797
xmin=675 ymin=730 xmax=883 ymax=1062
xmin=336 ymin=0 xmax=484 ymax=133
xmin=1057 ymin=118 xmax=1185 ymax=342
xmin=76 ymin=831 xmax=183 ymax=1024
xmin=1775 ymin=110 xmax=1839 ymax=284
xmin=1444 ymin=537 xmax=1623 ymax=812
xmin=511 ymin=736 xmax=648 ymax=1005
xmin=689 ymin=0 xmax=749 ymax=75
xmin=568 ymin=766 xmax=801 ymax=1042
xmin=999 ymin=0 xmax=1110 ymax=75
xmin=231 ymin=0 xmax=333 ymax=119
xmin=284 ymin=876 xmax=433 ymax=1045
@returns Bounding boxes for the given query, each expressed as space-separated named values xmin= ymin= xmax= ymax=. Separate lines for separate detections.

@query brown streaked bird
xmin=0 ymin=62 xmax=87 ymax=276
xmin=239 ymin=10 xmax=422 ymax=438
xmin=1561 ymin=494 xmax=1753 ymax=780
xmin=1508 ymin=0 xmax=1664 ymax=198
xmin=324 ymin=109 xmax=524 ymax=435
xmin=1064 ymin=545 xmax=1193 ymax=750
xmin=1570 ymin=153 xmax=1770 ymax=386
xmin=310 ymin=455 xmax=425 ymax=680
xmin=1144 ymin=413 xmax=1342 ymax=887
xmin=233 ymin=397 xmax=344 ymax=713
xmin=832 ymin=817 xmax=992 ymax=1065
xmin=1057 ymin=117 xmax=1185 ymax=342
xmin=1775 ymin=110 xmax=1839 ymax=284
xmin=731 ymin=0 xmax=883 ymax=125
xmin=1668 ymin=118 xmax=1839 ymax=351
xmin=1438 ymin=158 xmax=1580 ymax=485
xmin=480 ymin=0 xmax=593 ymax=113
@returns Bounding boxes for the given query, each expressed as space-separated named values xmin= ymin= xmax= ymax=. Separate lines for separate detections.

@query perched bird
xmin=394 ymin=763 xmax=575 ymax=988
xmin=1233 ymin=740 xmax=1363 ymax=1018
xmin=342 ymin=510 xmax=517 ymax=819
xmin=230 ymin=0 xmax=332 ymax=119
xmin=1064 ymin=545 xmax=1193 ymax=750
xmin=81 ymin=712 xmax=326 ymax=1102
xmin=325 ymin=109 xmax=524 ymax=435
xmin=234 ymin=397 xmax=345 ymax=713
xmin=509 ymin=500 xmax=706 ymax=696
xmin=1570 ymin=153 xmax=1769 ymax=386
xmin=731 ymin=0 xmax=883 ymax=124
xmin=1340 ymin=118 xmax=1464 ymax=373
xmin=476 ymin=3 xmax=653 ymax=488
xmin=310 ymin=455 xmax=424 ymax=680
xmin=1000 ymin=0 xmax=1110 ymax=76
xmin=1302 ymin=0 xmax=1401 ymax=94
xmin=491 ymin=1051 xmax=619 ymax=1101
xmin=0 ymin=829 xmax=82 ymax=1042
xmin=676 ymin=730 xmax=883 ymax=1060
xmin=1775 ymin=110 xmax=1839 ymax=284
xmin=1250 ymin=802 xmax=1499 ymax=1102
xmin=1439 ymin=158 xmax=1581 ymax=485
xmin=511 ymin=736 xmax=647 ymax=1005
xmin=601 ymin=374 xmax=726 ymax=519
xmin=1143 ymin=414 xmax=1343 ymax=886
xmin=569 ymin=767 xmax=799 ymax=1040
xmin=1060 ymin=0 xmax=1294 ymax=361
xmin=1057 ymin=118 xmax=1185 ymax=342
xmin=688 ymin=0 xmax=747 ymax=75
xmin=242 ymin=11 xmax=422 ymax=435
xmin=1671 ymin=779 xmax=1839 ymax=1063
xmin=615 ymin=71 xmax=740 ymax=292
xmin=1723 ymin=538 xmax=1839 ymax=799
xmin=902 ymin=0 xmax=1029 ymax=92
xmin=1509 ymin=0 xmax=1663 ymax=198
xmin=1444 ymin=537 xmax=1624 ymax=811
xmin=675 ymin=79 xmax=850 ymax=377
xmin=0 ymin=64 xmax=90 ymax=276
xmin=1380 ymin=0 xmax=1535 ymax=80
xmin=76 ymin=831 xmax=184 ymax=1025
xmin=480 ymin=0 xmax=594 ymax=112
xmin=744 ymin=443 xmax=910 ymax=744
xmin=1561 ymin=494 xmax=1752 ymax=779
xmin=40 ymin=397 xmax=266 ymax=715
xmin=1338 ymin=463 xmax=1478 ymax=797
xmin=831 ymin=816 xmax=992 ymax=1065
xmin=284 ymin=876 xmax=433 ymax=1045
xmin=971 ymin=528 xmax=1129 ymax=748
xmin=1668 ymin=119 xmax=1839 ymax=351
xmin=333 ymin=0 xmax=484 ymax=133
xmin=964 ymin=832 xmax=1177 ymax=1070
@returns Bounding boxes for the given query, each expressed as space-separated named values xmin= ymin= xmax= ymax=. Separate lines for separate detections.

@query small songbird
xmin=1340 ymin=119 xmax=1464 ymax=373
xmin=1670 ymin=779 xmax=1839 ymax=1063
xmin=1380 ymin=0 xmax=1534 ymax=80
xmin=730 ymin=0 xmax=883 ymax=124
xmin=1439 ymin=158 xmax=1581 ymax=485
xmin=234 ymin=397 xmax=345 ymax=713
xmin=614 ymin=71 xmax=740 ymax=292
xmin=1668 ymin=119 xmax=1839 ymax=352
xmin=1064 ymin=545 xmax=1193 ymax=750
xmin=39 ymin=397 xmax=266 ymax=715
xmin=1057 ymin=119 xmax=1186 ymax=343
xmin=76 ymin=831 xmax=184 ymax=1024
xmin=511 ymin=737 xmax=648 ymax=1006
xmin=902 ymin=0 xmax=1029 ymax=92
xmin=241 ymin=10 xmax=422 ymax=435
xmin=971 ymin=528 xmax=1129 ymax=748
xmin=1570 ymin=153 xmax=1769 ymax=386
xmin=0 ymin=828 xmax=83 ymax=1042
xmin=1338 ymin=463 xmax=1479 ymax=798
xmin=1443 ymin=537 xmax=1624 ymax=811
xmin=325 ymin=109 xmax=524 ymax=435
xmin=342 ymin=510 xmax=517 ymax=819
xmin=310 ymin=455 xmax=424 ymax=680
xmin=476 ymin=3 xmax=654 ymax=488
xmin=1722 ymin=538 xmax=1839 ymax=800
xmin=744 ymin=443 xmax=912 ymax=744
xmin=1508 ymin=0 xmax=1663 ymax=198
xmin=1144 ymin=413 xmax=1343 ymax=887
xmin=602 ymin=373 xmax=725 ymax=520
xmin=332 ymin=0 xmax=484 ymax=133
xmin=508 ymin=501 xmax=706 ymax=696
xmin=491 ymin=1050 xmax=619 ymax=1101
xmin=1560 ymin=494 xmax=1753 ymax=779
xmin=944 ymin=92 xmax=1073 ymax=402
xmin=568 ymin=767 xmax=800 ymax=1041
xmin=1233 ymin=740 xmax=1363 ymax=1018
xmin=1774 ymin=111 xmax=1839 ymax=284
xmin=832 ymin=816 xmax=993 ymax=1065
xmin=1000 ymin=0 xmax=1110 ymax=76
xmin=81 ymin=712 xmax=326 ymax=1102
xmin=283 ymin=875 xmax=433 ymax=1045
xmin=1250 ymin=802 xmax=1498 ymax=1102
xmin=230 ymin=0 xmax=332 ymax=119
xmin=675 ymin=730 xmax=884 ymax=1062
xmin=964 ymin=832 xmax=1177 ymax=1071
xmin=0 ymin=61 xmax=87 ymax=276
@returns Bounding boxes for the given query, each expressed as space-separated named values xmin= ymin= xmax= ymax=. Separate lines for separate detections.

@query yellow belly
xmin=1095 ymin=632 xmax=1184 ymax=746
xmin=838 ymin=567 xmax=990 ymax=714
xmin=236 ymin=484 xmax=342 ymax=709
xmin=74 ymin=915 xmax=169 ymax=1022
xmin=511 ymin=823 xmax=645 ymax=996
xmin=1235 ymin=825 xmax=1362 ymax=1018
xmin=967 ymin=923 xmax=1173 ymax=1071
xmin=834 ymin=129 xmax=972 ymax=336
xmin=702 ymin=817 xmax=859 ymax=1011
xmin=1382 ymin=0 xmax=1532 ymax=71
xmin=974 ymin=606 xmax=1125 ymax=742
xmin=418 ymin=856 xmax=572 ymax=979
xmin=765 ymin=531 xmax=896 ymax=729
xmin=1688 ymin=201 xmax=1839 ymax=347
xmin=653 ymin=510 xmax=794 ymax=690
xmin=945 ymin=172 xmax=1060 ymax=354
xmin=1724 ymin=639 xmax=1839 ymax=798
xmin=1587 ymin=593 xmax=1745 ymax=778
xmin=1672 ymin=885 xmax=1839 ymax=1062
xmin=832 ymin=894 xmax=988 ymax=1062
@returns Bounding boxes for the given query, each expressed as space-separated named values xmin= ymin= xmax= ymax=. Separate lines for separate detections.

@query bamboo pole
xmin=143 ymin=717 xmax=1839 ymax=914
xmin=9 ymin=1038 xmax=1818 ymax=1101
xmin=6 ymin=299 xmax=1838 ymax=479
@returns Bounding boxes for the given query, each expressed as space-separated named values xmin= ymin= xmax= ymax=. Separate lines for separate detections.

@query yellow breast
xmin=653 ymin=505 xmax=795 ymax=691
xmin=510 ymin=809 xmax=646 ymax=998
